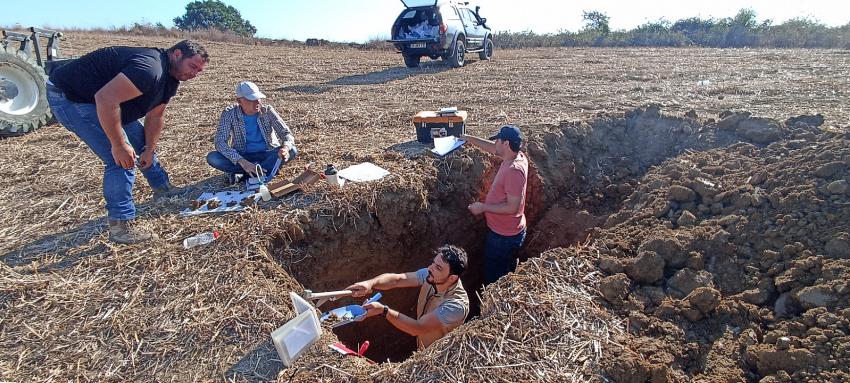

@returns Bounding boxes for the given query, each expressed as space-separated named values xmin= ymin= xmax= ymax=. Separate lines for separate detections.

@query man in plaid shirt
xmin=206 ymin=81 xmax=297 ymax=183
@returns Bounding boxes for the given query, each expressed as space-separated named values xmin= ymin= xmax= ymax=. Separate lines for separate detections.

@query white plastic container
xmin=271 ymin=292 xmax=321 ymax=367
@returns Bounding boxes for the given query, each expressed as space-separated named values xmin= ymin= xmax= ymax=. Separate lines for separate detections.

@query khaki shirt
xmin=414 ymin=268 xmax=470 ymax=349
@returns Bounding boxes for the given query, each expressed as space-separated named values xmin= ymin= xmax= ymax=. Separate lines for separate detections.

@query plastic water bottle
xmin=324 ymin=164 xmax=340 ymax=186
xmin=183 ymin=231 xmax=219 ymax=249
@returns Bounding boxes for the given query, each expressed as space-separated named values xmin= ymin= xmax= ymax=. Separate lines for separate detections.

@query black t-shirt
xmin=49 ymin=46 xmax=179 ymax=124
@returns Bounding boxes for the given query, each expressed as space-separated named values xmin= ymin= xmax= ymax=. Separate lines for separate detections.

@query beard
xmin=426 ymin=271 xmax=435 ymax=284
xmin=427 ymin=271 xmax=449 ymax=286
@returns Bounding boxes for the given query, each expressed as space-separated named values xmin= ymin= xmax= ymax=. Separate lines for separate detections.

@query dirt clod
xmin=600 ymin=273 xmax=631 ymax=304
xmin=676 ymin=210 xmax=697 ymax=227
xmin=736 ymin=117 xmax=784 ymax=144
xmin=814 ymin=161 xmax=846 ymax=178
xmin=754 ymin=347 xmax=815 ymax=376
xmin=795 ymin=286 xmax=837 ymax=309
xmin=785 ymin=114 xmax=824 ymax=128
xmin=826 ymin=179 xmax=849 ymax=195
xmin=626 ymin=251 xmax=666 ymax=284
xmin=684 ymin=286 xmax=721 ymax=315
xmin=667 ymin=268 xmax=714 ymax=298
xmin=667 ymin=185 xmax=696 ymax=202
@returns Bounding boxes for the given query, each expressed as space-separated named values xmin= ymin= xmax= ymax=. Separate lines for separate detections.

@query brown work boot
xmin=108 ymin=219 xmax=159 ymax=244
xmin=152 ymin=182 xmax=180 ymax=199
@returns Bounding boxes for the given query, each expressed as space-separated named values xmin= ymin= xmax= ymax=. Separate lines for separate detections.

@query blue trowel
xmin=320 ymin=293 xmax=382 ymax=328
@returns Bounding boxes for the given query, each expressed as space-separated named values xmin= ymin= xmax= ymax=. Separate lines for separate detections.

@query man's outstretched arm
xmin=461 ymin=133 xmax=496 ymax=155
xmin=345 ymin=271 xmax=420 ymax=298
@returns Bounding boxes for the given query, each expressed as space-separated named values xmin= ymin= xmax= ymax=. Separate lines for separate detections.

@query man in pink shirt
xmin=463 ymin=125 xmax=528 ymax=284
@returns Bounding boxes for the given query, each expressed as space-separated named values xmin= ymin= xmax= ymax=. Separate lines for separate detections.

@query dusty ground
xmin=1 ymin=33 xmax=850 ymax=382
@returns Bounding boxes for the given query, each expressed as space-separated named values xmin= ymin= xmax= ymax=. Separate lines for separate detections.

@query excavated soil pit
xmin=271 ymin=151 xmax=537 ymax=362
xmin=266 ymin=105 xmax=816 ymax=365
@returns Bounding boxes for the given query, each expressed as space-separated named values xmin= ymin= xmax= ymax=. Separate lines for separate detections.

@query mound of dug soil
xmin=595 ymin=124 xmax=850 ymax=381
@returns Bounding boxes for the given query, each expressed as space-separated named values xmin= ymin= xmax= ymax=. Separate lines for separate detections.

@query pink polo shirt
xmin=484 ymin=152 xmax=528 ymax=236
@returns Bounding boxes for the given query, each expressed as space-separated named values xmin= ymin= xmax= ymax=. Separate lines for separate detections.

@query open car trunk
xmin=400 ymin=0 xmax=437 ymax=7
xmin=389 ymin=6 xmax=442 ymax=42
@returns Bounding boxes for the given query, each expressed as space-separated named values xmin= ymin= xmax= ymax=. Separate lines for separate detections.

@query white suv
xmin=388 ymin=0 xmax=493 ymax=68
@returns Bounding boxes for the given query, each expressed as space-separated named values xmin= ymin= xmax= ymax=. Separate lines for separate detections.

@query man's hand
xmin=111 ymin=142 xmax=137 ymax=169
xmin=345 ymin=280 xmax=374 ymax=298
xmin=278 ymin=147 xmax=290 ymax=162
xmin=362 ymin=302 xmax=385 ymax=318
xmin=238 ymin=159 xmax=258 ymax=177
xmin=468 ymin=202 xmax=486 ymax=215
xmin=137 ymin=149 xmax=155 ymax=170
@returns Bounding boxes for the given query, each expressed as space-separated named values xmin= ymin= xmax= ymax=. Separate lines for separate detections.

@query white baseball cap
xmin=235 ymin=81 xmax=266 ymax=100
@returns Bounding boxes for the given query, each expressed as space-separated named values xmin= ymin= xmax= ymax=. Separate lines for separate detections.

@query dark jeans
xmin=46 ymin=84 xmax=170 ymax=221
xmin=206 ymin=146 xmax=297 ymax=176
xmin=484 ymin=228 xmax=526 ymax=284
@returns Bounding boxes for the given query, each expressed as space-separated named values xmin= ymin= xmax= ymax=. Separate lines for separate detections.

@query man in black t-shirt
xmin=47 ymin=40 xmax=209 ymax=244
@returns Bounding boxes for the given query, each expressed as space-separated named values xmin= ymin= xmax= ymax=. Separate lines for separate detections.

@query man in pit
xmin=462 ymin=125 xmax=529 ymax=284
xmin=346 ymin=245 xmax=470 ymax=349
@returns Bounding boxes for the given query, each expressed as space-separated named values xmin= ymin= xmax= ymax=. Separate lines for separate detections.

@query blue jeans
xmin=206 ymin=146 xmax=297 ymax=175
xmin=47 ymin=84 xmax=170 ymax=221
xmin=484 ymin=228 xmax=526 ymax=284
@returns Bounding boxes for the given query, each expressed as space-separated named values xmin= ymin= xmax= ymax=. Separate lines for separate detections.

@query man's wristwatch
xmin=381 ymin=306 xmax=389 ymax=317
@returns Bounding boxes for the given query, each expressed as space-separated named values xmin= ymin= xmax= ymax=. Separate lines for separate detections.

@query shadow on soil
xmin=278 ymin=61 xmax=452 ymax=94
xmin=0 ymin=175 xmax=228 ymax=271
xmin=225 ymin=340 xmax=285 ymax=382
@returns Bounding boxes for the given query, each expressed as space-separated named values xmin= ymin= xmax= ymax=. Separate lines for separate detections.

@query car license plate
xmin=410 ymin=43 xmax=426 ymax=49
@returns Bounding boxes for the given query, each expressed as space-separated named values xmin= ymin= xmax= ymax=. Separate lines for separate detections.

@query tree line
xmin=495 ymin=9 xmax=850 ymax=49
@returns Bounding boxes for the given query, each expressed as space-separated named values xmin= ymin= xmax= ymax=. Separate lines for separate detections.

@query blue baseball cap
xmin=489 ymin=125 xmax=522 ymax=145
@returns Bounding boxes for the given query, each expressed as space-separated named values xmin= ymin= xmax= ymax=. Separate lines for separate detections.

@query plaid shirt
xmin=214 ymin=104 xmax=295 ymax=164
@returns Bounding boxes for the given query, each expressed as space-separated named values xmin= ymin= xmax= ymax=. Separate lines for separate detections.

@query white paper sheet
xmin=337 ymin=162 xmax=390 ymax=183
xmin=180 ymin=190 xmax=257 ymax=217
xmin=431 ymin=136 xmax=465 ymax=156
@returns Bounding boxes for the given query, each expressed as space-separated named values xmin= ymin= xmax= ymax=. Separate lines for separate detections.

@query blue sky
xmin=2 ymin=0 xmax=849 ymax=43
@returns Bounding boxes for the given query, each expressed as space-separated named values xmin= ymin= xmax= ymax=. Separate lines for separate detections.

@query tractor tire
xmin=403 ymin=54 xmax=421 ymax=68
xmin=479 ymin=37 xmax=493 ymax=61
xmin=0 ymin=47 xmax=53 ymax=137
xmin=447 ymin=38 xmax=465 ymax=68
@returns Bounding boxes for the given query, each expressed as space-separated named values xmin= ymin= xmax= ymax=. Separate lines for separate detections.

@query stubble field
xmin=1 ymin=33 xmax=849 ymax=382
